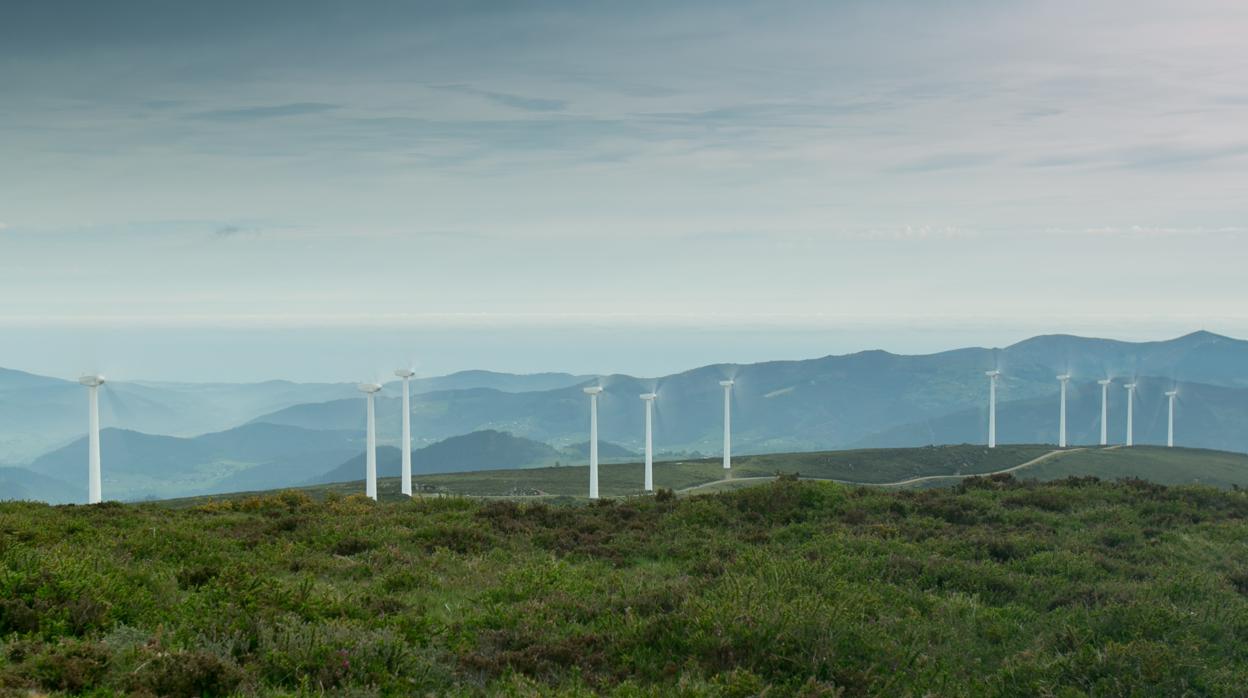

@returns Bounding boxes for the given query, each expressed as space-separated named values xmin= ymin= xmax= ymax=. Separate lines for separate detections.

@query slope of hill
xmin=175 ymin=444 xmax=1248 ymax=504
xmin=5 ymin=477 xmax=1246 ymax=694
xmin=854 ymin=378 xmax=1248 ymax=453
xmin=1016 ymin=446 xmax=1248 ymax=488
xmin=310 ymin=429 xmax=564 ymax=484
xmin=26 ymin=423 xmax=360 ymax=502
xmin=1005 ymin=330 xmax=1248 ymax=388
xmin=0 ymin=466 xmax=77 ymax=504
xmin=0 ymin=369 xmax=587 ymax=464
xmin=187 ymin=444 xmax=1051 ymax=502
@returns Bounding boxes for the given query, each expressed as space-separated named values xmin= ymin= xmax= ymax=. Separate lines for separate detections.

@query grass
xmin=1017 ymin=446 xmax=1248 ymax=488
xmin=3 ymin=474 xmax=1248 ymax=695
xmin=166 ymin=444 xmax=1056 ymax=506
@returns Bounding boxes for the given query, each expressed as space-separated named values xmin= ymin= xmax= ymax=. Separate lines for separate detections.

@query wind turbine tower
xmin=719 ymin=380 xmax=734 ymax=469
xmin=584 ymin=386 xmax=603 ymax=499
xmin=395 ymin=369 xmax=415 ymax=496
xmin=985 ymin=370 xmax=1001 ymax=448
xmin=1057 ymin=374 xmax=1071 ymax=448
xmin=1098 ymin=379 xmax=1112 ymax=446
xmin=78 ymin=375 xmax=105 ymax=504
xmin=1165 ymin=390 xmax=1178 ymax=448
xmin=1123 ymin=382 xmax=1137 ymax=447
xmin=640 ymin=393 xmax=657 ymax=492
xmin=358 ymin=383 xmax=382 ymax=500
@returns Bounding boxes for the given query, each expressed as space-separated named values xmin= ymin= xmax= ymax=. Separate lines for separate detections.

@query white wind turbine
xmin=358 ymin=382 xmax=382 ymax=500
xmin=1123 ymin=382 xmax=1137 ymax=447
xmin=395 ymin=369 xmax=415 ymax=496
xmin=1097 ymin=379 xmax=1113 ymax=446
xmin=1056 ymin=374 xmax=1071 ymax=448
xmin=78 ymin=375 xmax=105 ymax=504
xmin=1165 ymin=390 xmax=1178 ymax=448
xmin=719 ymin=380 xmax=734 ymax=469
xmin=985 ymin=370 xmax=1001 ymax=448
xmin=640 ymin=393 xmax=657 ymax=492
xmin=584 ymin=386 xmax=603 ymax=499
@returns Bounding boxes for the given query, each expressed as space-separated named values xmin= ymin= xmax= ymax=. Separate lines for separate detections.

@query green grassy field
xmin=1016 ymin=446 xmax=1248 ymax=488
xmin=3 ymin=476 xmax=1248 ymax=695
xmin=168 ymin=444 xmax=1056 ymax=506
xmin=165 ymin=444 xmax=1248 ymax=507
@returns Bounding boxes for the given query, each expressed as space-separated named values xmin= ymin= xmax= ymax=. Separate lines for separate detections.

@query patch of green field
xmin=169 ymin=444 xmax=1054 ymax=506
xmin=3 ymin=478 xmax=1248 ymax=695
xmin=1016 ymin=446 xmax=1248 ymax=488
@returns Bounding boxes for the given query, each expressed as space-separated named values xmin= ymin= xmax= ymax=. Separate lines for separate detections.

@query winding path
xmin=676 ymin=447 xmax=1088 ymax=494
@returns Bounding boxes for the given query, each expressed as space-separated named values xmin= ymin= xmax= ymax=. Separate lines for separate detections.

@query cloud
xmin=890 ymin=152 xmax=995 ymax=173
xmin=212 ymin=224 xmax=256 ymax=238
xmin=1025 ymin=143 xmax=1248 ymax=170
xmin=1117 ymin=144 xmax=1248 ymax=170
xmin=434 ymin=84 xmax=567 ymax=112
xmin=187 ymin=102 xmax=338 ymax=121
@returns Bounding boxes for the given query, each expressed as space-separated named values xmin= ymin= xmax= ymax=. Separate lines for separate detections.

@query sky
xmin=1 ymin=0 xmax=1246 ymax=381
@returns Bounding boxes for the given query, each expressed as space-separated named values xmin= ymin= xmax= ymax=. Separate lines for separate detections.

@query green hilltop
xmin=2 ymin=473 xmax=1247 ymax=694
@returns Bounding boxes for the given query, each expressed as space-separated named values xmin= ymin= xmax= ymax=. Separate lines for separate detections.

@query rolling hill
xmin=247 ymin=332 xmax=1248 ymax=456
xmin=855 ymin=377 xmax=1248 ymax=453
xmin=0 ymin=368 xmax=589 ymax=465
xmin=24 ymin=423 xmax=360 ymax=501
xmin=168 ymin=444 xmax=1248 ymax=505
xmin=310 ymin=429 xmax=564 ymax=484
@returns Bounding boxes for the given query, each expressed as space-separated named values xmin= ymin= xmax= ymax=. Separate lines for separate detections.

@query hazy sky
xmin=2 ymin=0 xmax=1246 ymax=380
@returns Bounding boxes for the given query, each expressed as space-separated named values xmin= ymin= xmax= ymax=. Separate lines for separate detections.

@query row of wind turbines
xmin=985 ymin=371 xmax=1179 ymax=450
xmin=74 ymin=368 xmax=1178 ymax=504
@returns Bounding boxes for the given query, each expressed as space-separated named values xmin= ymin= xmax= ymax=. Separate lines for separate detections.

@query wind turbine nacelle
xmin=985 ymin=370 xmax=1001 ymax=378
xmin=394 ymin=369 xmax=415 ymax=378
xmin=640 ymin=393 xmax=657 ymax=400
xmin=1123 ymin=383 xmax=1137 ymax=390
xmin=78 ymin=375 xmax=105 ymax=387
xmin=1165 ymin=391 xmax=1178 ymax=397
xmin=1098 ymin=379 xmax=1113 ymax=386
xmin=719 ymin=380 xmax=735 ymax=387
xmin=358 ymin=383 xmax=383 ymax=394
xmin=583 ymin=386 xmax=603 ymax=395
xmin=1056 ymin=374 xmax=1071 ymax=381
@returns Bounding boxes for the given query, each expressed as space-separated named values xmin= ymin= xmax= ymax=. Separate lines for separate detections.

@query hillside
xmin=856 ymin=378 xmax=1248 ymax=453
xmin=170 ymin=444 xmax=1248 ymax=505
xmin=246 ymin=332 xmax=1248 ymax=457
xmin=0 ymin=467 xmax=77 ymax=504
xmin=25 ymin=424 xmax=360 ymax=501
xmin=0 ymin=369 xmax=586 ymax=465
xmin=1017 ymin=446 xmax=1248 ymax=488
xmin=3 ymin=478 xmax=1246 ymax=694
xmin=310 ymin=429 xmax=564 ymax=484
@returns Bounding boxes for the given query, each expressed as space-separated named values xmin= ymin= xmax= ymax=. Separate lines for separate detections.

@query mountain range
xmin=2 ymin=331 xmax=1246 ymax=503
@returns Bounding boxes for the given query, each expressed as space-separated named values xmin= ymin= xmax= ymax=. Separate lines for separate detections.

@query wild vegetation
xmin=3 ymin=473 xmax=1248 ymax=695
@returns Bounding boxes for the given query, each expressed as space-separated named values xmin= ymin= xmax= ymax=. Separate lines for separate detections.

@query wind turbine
xmin=1165 ymin=390 xmax=1178 ymax=447
xmin=78 ymin=375 xmax=105 ymax=504
xmin=584 ymin=386 xmax=603 ymax=499
xmin=1057 ymin=374 xmax=1071 ymax=448
xmin=1098 ymin=379 xmax=1112 ymax=445
xmin=358 ymin=383 xmax=382 ymax=500
xmin=1123 ymin=382 xmax=1137 ymax=447
xmin=719 ymin=380 xmax=734 ymax=469
xmin=395 ymin=369 xmax=415 ymax=497
xmin=985 ymin=370 xmax=1001 ymax=448
xmin=640 ymin=393 xmax=657 ymax=492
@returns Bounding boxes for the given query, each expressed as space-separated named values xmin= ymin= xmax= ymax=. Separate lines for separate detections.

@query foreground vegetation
xmin=4 ymin=473 xmax=1248 ymax=695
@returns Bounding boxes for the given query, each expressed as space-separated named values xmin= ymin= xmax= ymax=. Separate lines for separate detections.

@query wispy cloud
xmin=433 ymin=84 xmax=567 ymax=112
xmin=186 ymin=102 xmax=339 ymax=121
xmin=890 ymin=152 xmax=995 ymax=173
